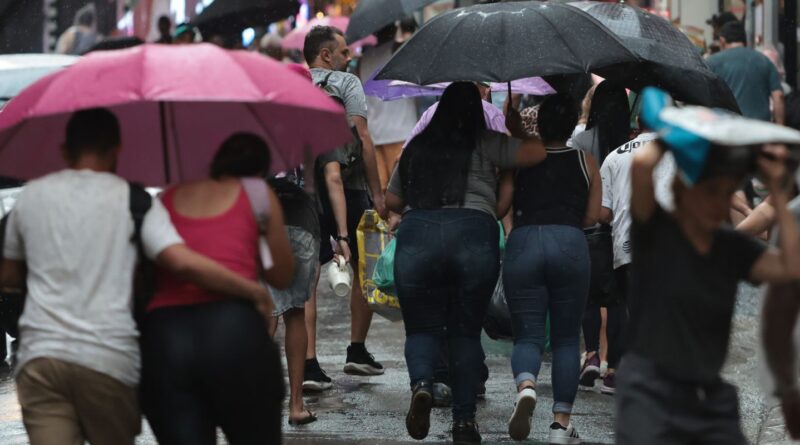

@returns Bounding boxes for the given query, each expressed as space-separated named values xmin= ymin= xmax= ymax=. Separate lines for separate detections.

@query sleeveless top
xmin=149 ymin=186 xmax=261 ymax=311
xmin=513 ymin=146 xmax=590 ymax=229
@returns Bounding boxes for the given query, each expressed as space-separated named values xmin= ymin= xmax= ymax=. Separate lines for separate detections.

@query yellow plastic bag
xmin=356 ymin=210 xmax=402 ymax=322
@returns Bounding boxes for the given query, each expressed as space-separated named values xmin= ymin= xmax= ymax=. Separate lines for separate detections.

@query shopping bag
xmin=483 ymin=267 xmax=550 ymax=350
xmin=356 ymin=210 xmax=402 ymax=322
xmin=373 ymin=236 xmax=396 ymax=293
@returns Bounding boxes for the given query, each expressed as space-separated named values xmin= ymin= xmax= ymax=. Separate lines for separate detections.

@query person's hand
xmin=388 ymin=213 xmax=401 ymax=235
xmin=759 ymin=144 xmax=791 ymax=191
xmin=373 ymin=193 xmax=389 ymax=220
xmin=781 ymin=392 xmax=800 ymax=439
xmin=336 ymin=239 xmax=352 ymax=264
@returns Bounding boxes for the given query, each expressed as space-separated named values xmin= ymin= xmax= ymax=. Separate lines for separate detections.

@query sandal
xmin=288 ymin=409 xmax=318 ymax=426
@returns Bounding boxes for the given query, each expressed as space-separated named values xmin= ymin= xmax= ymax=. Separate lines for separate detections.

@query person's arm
xmin=504 ymin=107 xmax=547 ymax=166
xmin=583 ymin=153 xmax=602 ymax=227
xmin=497 ymin=171 xmax=514 ymax=218
xmin=352 ymin=115 xmax=387 ymax=219
xmin=324 ymin=162 xmax=352 ymax=262
xmin=630 ymin=141 xmax=665 ymax=222
xmin=763 ymin=282 xmax=800 ymax=440
xmin=599 ymin=207 xmax=613 ymax=224
xmin=773 ymin=90 xmax=786 ymax=126
xmin=156 ymin=245 xmax=275 ymax=318
xmin=261 ymin=187 xmax=294 ymax=289
xmin=386 ymin=191 xmax=405 ymax=215
xmin=0 ymin=260 xmax=25 ymax=291
xmin=749 ymin=145 xmax=800 ymax=283
xmin=736 ymin=196 xmax=776 ymax=236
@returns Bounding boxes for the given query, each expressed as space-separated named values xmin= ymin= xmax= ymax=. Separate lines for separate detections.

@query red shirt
xmin=148 ymin=186 xmax=259 ymax=310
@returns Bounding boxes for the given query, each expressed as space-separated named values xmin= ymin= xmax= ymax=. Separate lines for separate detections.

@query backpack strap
xmin=128 ymin=182 xmax=152 ymax=252
xmin=241 ymin=178 xmax=274 ymax=271
xmin=317 ymin=71 xmax=335 ymax=89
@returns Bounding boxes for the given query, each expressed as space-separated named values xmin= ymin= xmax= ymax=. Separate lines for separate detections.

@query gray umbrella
xmin=376 ymin=1 xmax=639 ymax=85
xmin=345 ymin=0 xmax=438 ymax=43
xmin=571 ymin=1 xmax=739 ymax=111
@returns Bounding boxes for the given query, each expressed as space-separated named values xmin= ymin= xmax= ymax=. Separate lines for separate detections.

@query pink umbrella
xmin=283 ymin=16 xmax=377 ymax=51
xmin=0 ymin=43 xmax=351 ymax=186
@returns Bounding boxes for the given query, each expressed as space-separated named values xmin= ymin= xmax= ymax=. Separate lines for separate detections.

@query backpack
xmin=129 ymin=183 xmax=155 ymax=324
xmin=316 ymin=71 xmax=364 ymax=184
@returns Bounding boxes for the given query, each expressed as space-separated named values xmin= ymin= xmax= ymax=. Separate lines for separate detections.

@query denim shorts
xmin=269 ymin=226 xmax=319 ymax=316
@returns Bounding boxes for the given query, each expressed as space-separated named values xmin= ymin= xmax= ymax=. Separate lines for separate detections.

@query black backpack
xmin=316 ymin=71 xmax=364 ymax=184
xmin=128 ymin=183 xmax=155 ymax=325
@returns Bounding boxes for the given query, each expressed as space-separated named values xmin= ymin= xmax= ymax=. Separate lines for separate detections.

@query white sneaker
xmin=508 ymin=387 xmax=537 ymax=441
xmin=549 ymin=422 xmax=581 ymax=444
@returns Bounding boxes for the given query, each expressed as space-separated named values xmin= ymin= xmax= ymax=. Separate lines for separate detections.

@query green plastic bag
xmin=373 ymin=236 xmax=396 ymax=293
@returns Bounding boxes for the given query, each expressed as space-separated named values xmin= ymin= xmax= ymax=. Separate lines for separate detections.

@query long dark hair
xmin=399 ymin=82 xmax=487 ymax=209
xmin=210 ymin=133 xmax=271 ymax=179
xmin=586 ymin=81 xmax=630 ymax=162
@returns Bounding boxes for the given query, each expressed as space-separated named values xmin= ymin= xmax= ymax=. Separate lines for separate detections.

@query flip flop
xmin=288 ymin=409 xmax=318 ymax=426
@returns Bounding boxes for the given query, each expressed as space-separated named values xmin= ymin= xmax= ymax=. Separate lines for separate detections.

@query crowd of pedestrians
xmin=5 ymin=7 xmax=800 ymax=445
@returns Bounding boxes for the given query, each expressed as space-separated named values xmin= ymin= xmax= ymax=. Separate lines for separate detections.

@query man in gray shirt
xmin=304 ymin=26 xmax=387 ymax=381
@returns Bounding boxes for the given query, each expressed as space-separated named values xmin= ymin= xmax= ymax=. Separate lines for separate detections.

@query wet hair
xmin=158 ymin=15 xmax=171 ymax=31
xmin=64 ymin=108 xmax=121 ymax=161
xmin=400 ymin=82 xmax=487 ymax=209
xmin=586 ymin=81 xmax=631 ymax=162
xmin=537 ymin=94 xmax=579 ymax=144
xmin=399 ymin=17 xmax=418 ymax=35
xmin=720 ymin=21 xmax=746 ymax=44
xmin=210 ymin=133 xmax=272 ymax=179
xmin=304 ymin=26 xmax=344 ymax=64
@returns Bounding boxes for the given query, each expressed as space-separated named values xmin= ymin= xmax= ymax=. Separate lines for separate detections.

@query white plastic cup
xmin=328 ymin=255 xmax=352 ymax=298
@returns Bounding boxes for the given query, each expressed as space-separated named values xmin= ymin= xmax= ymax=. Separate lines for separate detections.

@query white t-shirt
xmin=600 ymin=133 xmax=676 ymax=269
xmin=4 ymin=170 xmax=183 ymax=386
xmin=358 ymin=42 xmax=418 ymax=145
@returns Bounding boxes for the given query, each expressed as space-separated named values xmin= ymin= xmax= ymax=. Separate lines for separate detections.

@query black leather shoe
xmin=453 ymin=420 xmax=482 ymax=445
xmin=406 ymin=381 xmax=433 ymax=440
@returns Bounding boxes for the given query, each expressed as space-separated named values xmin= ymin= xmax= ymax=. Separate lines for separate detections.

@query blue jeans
xmin=503 ymin=225 xmax=590 ymax=414
xmin=395 ymin=209 xmax=500 ymax=422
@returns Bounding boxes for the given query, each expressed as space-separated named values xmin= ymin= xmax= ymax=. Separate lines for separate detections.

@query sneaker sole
xmin=549 ymin=434 xmax=581 ymax=445
xmin=508 ymin=393 xmax=536 ymax=441
xmin=302 ymin=380 xmax=333 ymax=391
xmin=406 ymin=390 xmax=433 ymax=440
xmin=344 ymin=362 xmax=385 ymax=376
xmin=453 ymin=436 xmax=482 ymax=445
xmin=600 ymin=385 xmax=615 ymax=395
xmin=578 ymin=366 xmax=600 ymax=387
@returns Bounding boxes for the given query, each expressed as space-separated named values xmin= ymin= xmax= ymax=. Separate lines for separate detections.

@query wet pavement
xmin=0 ymin=281 xmax=787 ymax=444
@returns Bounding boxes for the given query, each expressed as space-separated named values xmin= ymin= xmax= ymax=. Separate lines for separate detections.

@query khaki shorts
xmin=16 ymin=357 xmax=140 ymax=445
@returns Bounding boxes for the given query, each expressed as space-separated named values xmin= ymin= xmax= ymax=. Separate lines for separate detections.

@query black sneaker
xmin=344 ymin=344 xmax=385 ymax=375
xmin=303 ymin=358 xmax=333 ymax=391
xmin=453 ymin=420 xmax=482 ymax=445
xmin=406 ymin=381 xmax=433 ymax=440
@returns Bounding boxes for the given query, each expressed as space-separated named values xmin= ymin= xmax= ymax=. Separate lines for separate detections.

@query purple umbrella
xmin=364 ymin=73 xmax=555 ymax=101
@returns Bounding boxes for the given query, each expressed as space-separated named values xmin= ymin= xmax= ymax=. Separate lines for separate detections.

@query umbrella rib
xmin=244 ymin=103 xmax=290 ymax=170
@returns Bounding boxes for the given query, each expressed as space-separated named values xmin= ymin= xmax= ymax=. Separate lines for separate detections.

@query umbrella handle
xmin=508 ymin=81 xmax=512 ymax=98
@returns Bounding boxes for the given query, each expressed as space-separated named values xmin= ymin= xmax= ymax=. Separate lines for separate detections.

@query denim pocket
xmin=553 ymin=227 xmax=585 ymax=262
xmin=289 ymin=227 xmax=317 ymax=261
xmin=396 ymin=221 xmax=429 ymax=257
xmin=504 ymin=227 xmax=531 ymax=263
xmin=462 ymin=218 xmax=499 ymax=256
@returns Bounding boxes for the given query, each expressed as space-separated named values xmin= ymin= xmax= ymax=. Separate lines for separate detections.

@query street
xmin=0 ymin=281 xmax=789 ymax=445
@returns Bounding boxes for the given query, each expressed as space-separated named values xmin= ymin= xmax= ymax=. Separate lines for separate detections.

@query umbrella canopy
xmin=0 ymin=54 xmax=79 ymax=102
xmin=571 ymin=1 xmax=738 ymax=111
xmin=376 ymin=1 xmax=639 ymax=85
xmin=364 ymin=76 xmax=555 ymax=101
xmin=282 ymin=16 xmax=376 ymax=51
xmin=194 ymin=0 xmax=300 ymax=37
xmin=345 ymin=0 xmax=438 ymax=43
xmin=0 ymin=44 xmax=351 ymax=187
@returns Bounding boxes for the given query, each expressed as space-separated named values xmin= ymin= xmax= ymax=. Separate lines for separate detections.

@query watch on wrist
xmin=335 ymin=235 xmax=350 ymax=244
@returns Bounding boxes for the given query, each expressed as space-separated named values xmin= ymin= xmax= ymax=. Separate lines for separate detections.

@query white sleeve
xmin=141 ymin=197 xmax=184 ymax=260
xmin=600 ymin=157 xmax=613 ymax=209
xmin=3 ymin=205 xmax=24 ymax=261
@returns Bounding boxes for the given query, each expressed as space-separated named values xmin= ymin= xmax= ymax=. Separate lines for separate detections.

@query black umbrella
xmin=193 ymin=0 xmax=300 ymax=37
xmin=345 ymin=0 xmax=438 ymax=44
xmin=571 ymin=1 xmax=739 ymax=111
xmin=84 ymin=36 xmax=144 ymax=54
xmin=376 ymin=1 xmax=639 ymax=85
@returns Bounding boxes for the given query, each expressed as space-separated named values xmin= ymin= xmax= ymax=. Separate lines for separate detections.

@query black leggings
xmin=141 ymin=300 xmax=284 ymax=445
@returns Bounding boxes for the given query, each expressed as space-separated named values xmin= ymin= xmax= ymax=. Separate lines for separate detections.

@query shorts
xmin=269 ymin=226 xmax=320 ymax=316
xmin=319 ymin=189 xmax=372 ymax=265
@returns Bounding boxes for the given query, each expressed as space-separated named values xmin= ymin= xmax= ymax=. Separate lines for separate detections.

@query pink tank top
xmin=149 ymin=186 xmax=260 ymax=311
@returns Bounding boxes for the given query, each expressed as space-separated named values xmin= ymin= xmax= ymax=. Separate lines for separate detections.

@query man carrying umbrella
xmin=304 ymin=26 xmax=388 ymax=380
